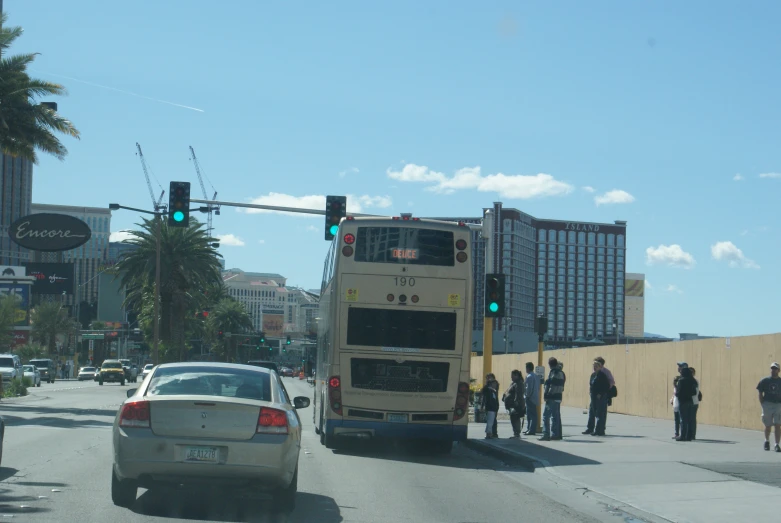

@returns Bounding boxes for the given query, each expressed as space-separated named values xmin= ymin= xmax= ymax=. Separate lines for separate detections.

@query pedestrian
xmin=502 ymin=370 xmax=525 ymax=439
xmin=524 ymin=362 xmax=539 ymax=435
xmin=675 ymin=366 xmax=697 ymax=441
xmin=586 ymin=360 xmax=610 ymax=436
xmin=540 ymin=357 xmax=565 ymax=441
xmin=670 ymin=362 xmax=687 ymax=439
xmin=584 ymin=356 xmax=616 ymax=434
xmin=595 ymin=356 xmax=617 ymax=404
xmin=757 ymin=362 xmax=781 ymax=452
xmin=690 ymin=367 xmax=702 ymax=440
xmin=481 ymin=374 xmax=499 ymax=439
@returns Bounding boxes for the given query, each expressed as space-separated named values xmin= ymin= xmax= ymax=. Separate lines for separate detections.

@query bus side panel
xmin=325 ymin=419 xmax=467 ymax=442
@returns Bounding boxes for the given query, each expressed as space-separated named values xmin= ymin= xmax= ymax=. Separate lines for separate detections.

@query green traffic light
xmin=173 ymin=210 xmax=185 ymax=222
xmin=489 ymin=302 xmax=499 ymax=313
xmin=329 ymin=224 xmax=339 ymax=236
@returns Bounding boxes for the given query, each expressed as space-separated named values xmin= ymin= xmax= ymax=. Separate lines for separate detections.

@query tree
xmin=0 ymin=294 xmax=20 ymax=349
xmin=206 ymin=298 xmax=253 ymax=363
xmin=0 ymin=13 xmax=80 ymax=163
xmin=31 ymin=300 xmax=73 ymax=354
xmin=15 ymin=342 xmax=46 ymax=363
xmin=117 ymin=218 xmax=222 ymax=361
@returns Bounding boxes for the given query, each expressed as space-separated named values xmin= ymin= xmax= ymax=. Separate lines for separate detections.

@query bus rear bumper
xmin=327 ymin=420 xmax=467 ymax=442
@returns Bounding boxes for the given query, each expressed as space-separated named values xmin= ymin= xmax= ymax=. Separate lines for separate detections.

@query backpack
xmin=609 ymin=385 xmax=618 ymax=399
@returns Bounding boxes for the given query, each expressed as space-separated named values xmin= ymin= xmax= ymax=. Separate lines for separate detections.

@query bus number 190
xmin=394 ymin=277 xmax=415 ymax=287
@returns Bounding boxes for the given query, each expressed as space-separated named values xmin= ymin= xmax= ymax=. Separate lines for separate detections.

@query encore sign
xmin=8 ymin=213 xmax=92 ymax=252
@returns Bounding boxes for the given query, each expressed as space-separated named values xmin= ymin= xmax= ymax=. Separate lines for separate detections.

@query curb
xmin=462 ymin=439 xmax=537 ymax=471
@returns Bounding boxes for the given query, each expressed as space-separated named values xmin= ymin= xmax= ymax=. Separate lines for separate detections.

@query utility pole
xmin=481 ymin=209 xmax=494 ymax=379
xmin=152 ymin=214 xmax=161 ymax=365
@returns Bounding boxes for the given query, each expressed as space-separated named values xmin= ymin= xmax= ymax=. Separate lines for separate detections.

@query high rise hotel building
xmin=437 ymin=202 xmax=630 ymax=352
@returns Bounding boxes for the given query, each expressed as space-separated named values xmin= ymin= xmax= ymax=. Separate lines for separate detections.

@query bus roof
xmin=341 ymin=216 xmax=472 ymax=231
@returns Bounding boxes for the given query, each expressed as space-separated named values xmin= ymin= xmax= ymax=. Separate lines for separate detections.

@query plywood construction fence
xmin=470 ymin=333 xmax=781 ymax=430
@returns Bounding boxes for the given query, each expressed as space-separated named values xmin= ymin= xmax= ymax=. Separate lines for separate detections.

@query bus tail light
xmin=343 ymin=234 xmax=355 ymax=244
xmin=342 ymin=246 xmax=354 ymax=257
xmin=387 ymin=294 xmax=394 ymax=302
xmin=454 ymin=382 xmax=470 ymax=420
xmin=456 ymin=252 xmax=468 ymax=263
xmin=328 ymin=375 xmax=343 ymax=415
xmin=411 ymin=295 xmax=419 ymax=303
xmin=455 ymin=239 xmax=467 ymax=250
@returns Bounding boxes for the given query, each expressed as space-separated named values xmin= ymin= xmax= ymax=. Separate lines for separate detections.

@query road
xmin=1 ymin=377 xmax=619 ymax=522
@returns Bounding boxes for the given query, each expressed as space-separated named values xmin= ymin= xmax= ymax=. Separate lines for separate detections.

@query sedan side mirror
xmin=126 ymin=388 xmax=137 ymax=398
xmin=293 ymin=396 xmax=310 ymax=409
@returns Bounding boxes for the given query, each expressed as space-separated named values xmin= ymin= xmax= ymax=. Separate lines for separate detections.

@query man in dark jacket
xmin=541 ymin=357 xmax=566 ymax=441
xmin=503 ymin=370 xmax=525 ymax=438
xmin=675 ymin=366 xmax=697 ymax=441
xmin=586 ymin=360 xmax=611 ymax=436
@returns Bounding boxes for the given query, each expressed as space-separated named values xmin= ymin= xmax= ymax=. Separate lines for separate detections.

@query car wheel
xmin=121 ymin=380 xmax=125 ymax=386
xmin=99 ymin=380 xmax=104 ymax=386
xmin=111 ymin=467 xmax=137 ymax=508
xmin=273 ymin=466 xmax=297 ymax=512
xmin=37 ymin=382 xmax=41 ymax=387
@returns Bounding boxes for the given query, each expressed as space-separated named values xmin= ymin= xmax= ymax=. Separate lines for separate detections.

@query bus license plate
xmin=388 ymin=414 xmax=408 ymax=423
xmin=184 ymin=446 xmax=218 ymax=463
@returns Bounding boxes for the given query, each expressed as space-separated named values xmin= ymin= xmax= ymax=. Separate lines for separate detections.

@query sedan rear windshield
xmin=102 ymin=362 xmax=122 ymax=369
xmin=147 ymin=366 xmax=272 ymax=401
xmin=23 ymin=366 xmax=35 ymax=372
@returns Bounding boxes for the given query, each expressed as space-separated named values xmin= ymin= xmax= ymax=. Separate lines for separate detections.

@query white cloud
xmin=109 ymin=231 xmax=137 ymax=242
xmin=258 ymin=239 xmax=265 ymax=244
xmin=386 ymin=164 xmax=574 ymax=200
xmin=710 ymin=241 xmax=759 ymax=269
xmin=645 ymin=280 xmax=652 ymax=290
xmin=740 ymin=229 xmax=749 ymax=236
xmin=582 ymin=186 xmax=596 ymax=193
xmin=241 ymin=193 xmax=393 ymax=216
xmin=645 ymin=244 xmax=696 ymax=269
xmin=594 ymin=189 xmax=635 ymax=206
xmin=339 ymin=167 xmax=359 ymax=178
xmin=665 ymin=284 xmax=683 ymax=294
xmin=407 ymin=201 xmax=414 ymax=207
xmin=759 ymin=172 xmax=781 ymax=179
xmin=216 ymin=234 xmax=245 ymax=247
xmin=306 ymin=225 xmax=318 ymax=232
xmin=733 ymin=174 xmax=744 ymax=181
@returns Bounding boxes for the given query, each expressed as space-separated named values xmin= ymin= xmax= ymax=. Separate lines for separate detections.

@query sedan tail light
xmin=257 ymin=407 xmax=289 ymax=434
xmin=119 ymin=400 xmax=151 ymax=428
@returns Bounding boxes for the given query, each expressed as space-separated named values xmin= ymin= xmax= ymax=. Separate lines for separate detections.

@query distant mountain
xmin=644 ymin=332 xmax=669 ymax=339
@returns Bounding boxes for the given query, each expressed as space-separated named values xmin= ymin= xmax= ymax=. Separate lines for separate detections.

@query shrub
xmin=3 ymin=377 xmax=29 ymax=397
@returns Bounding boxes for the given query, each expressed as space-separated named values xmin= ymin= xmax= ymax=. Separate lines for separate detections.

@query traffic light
xmin=484 ymin=273 xmax=506 ymax=317
xmin=286 ymin=336 xmax=291 ymax=346
xmin=217 ymin=330 xmax=224 ymax=340
xmin=259 ymin=332 xmax=266 ymax=344
xmin=324 ymin=195 xmax=347 ymax=241
xmin=168 ymin=181 xmax=191 ymax=227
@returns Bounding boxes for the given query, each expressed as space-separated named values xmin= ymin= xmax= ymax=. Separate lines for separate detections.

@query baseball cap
xmin=771 ymin=362 xmax=780 ymax=370
xmin=677 ymin=362 xmax=688 ymax=368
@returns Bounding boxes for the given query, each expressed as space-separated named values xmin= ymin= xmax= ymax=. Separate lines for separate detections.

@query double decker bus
xmin=314 ymin=215 xmax=474 ymax=453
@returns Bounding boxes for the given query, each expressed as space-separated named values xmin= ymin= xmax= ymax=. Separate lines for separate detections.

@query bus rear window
xmin=353 ymin=227 xmax=455 ymax=266
xmin=347 ymin=307 xmax=457 ymax=351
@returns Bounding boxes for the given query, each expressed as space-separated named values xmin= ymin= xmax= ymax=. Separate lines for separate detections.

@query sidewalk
xmin=466 ymin=406 xmax=779 ymax=523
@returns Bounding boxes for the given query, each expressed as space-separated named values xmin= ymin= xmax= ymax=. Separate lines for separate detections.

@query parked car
xmin=111 ymin=362 xmax=310 ymax=511
xmin=78 ymin=366 xmax=98 ymax=381
xmin=0 ymin=354 xmax=22 ymax=385
xmin=99 ymin=361 xmax=126 ymax=386
xmin=22 ymin=365 xmax=41 ymax=387
xmin=28 ymin=358 xmax=55 ymax=383
xmin=119 ymin=360 xmax=139 ymax=383
xmin=140 ymin=364 xmax=155 ymax=380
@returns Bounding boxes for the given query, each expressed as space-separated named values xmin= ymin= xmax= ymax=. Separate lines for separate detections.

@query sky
xmin=7 ymin=0 xmax=780 ymax=338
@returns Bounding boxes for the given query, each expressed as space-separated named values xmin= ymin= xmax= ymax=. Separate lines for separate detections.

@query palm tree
xmin=31 ymin=300 xmax=74 ymax=354
xmin=0 ymin=294 xmax=19 ymax=349
xmin=0 ymin=13 xmax=80 ymax=163
xmin=207 ymin=298 xmax=253 ymax=362
xmin=118 ymin=218 xmax=222 ymax=361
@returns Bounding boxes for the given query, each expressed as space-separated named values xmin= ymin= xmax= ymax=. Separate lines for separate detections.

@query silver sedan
xmin=111 ymin=362 xmax=310 ymax=511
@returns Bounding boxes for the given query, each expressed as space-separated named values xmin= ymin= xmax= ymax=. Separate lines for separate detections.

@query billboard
xmin=8 ymin=213 xmax=91 ymax=252
xmin=0 ymin=283 xmax=31 ymax=326
xmin=0 ymin=266 xmax=25 ymax=278
xmin=625 ymin=279 xmax=645 ymax=298
xmin=262 ymin=311 xmax=285 ymax=338
xmin=11 ymin=330 xmax=29 ymax=348
xmin=25 ymin=263 xmax=75 ymax=294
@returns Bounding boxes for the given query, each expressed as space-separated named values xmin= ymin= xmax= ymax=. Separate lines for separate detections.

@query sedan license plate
xmin=184 ymin=446 xmax=218 ymax=463
xmin=387 ymin=413 xmax=408 ymax=423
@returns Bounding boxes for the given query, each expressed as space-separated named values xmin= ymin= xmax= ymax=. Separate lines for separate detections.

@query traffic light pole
xmin=153 ymin=213 xmax=161 ymax=366
xmin=482 ymin=209 xmax=494 ymax=382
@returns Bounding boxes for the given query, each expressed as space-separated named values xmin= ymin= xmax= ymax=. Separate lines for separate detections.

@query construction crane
xmin=135 ymin=143 xmax=166 ymax=212
xmin=188 ymin=146 xmax=219 ymax=235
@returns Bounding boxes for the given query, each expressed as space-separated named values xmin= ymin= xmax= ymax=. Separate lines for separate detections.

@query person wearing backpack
xmin=502 ymin=370 xmax=526 ymax=439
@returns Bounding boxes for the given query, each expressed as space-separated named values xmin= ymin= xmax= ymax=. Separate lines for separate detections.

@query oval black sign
xmin=8 ymin=213 xmax=92 ymax=252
